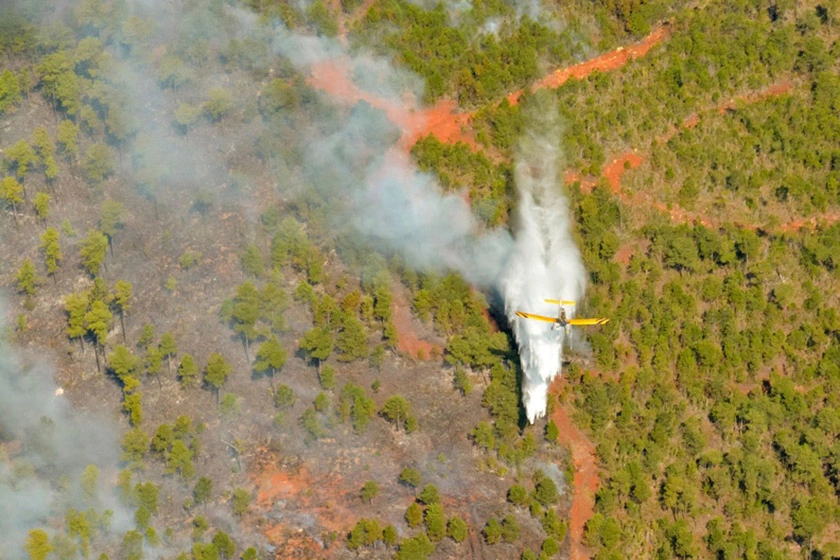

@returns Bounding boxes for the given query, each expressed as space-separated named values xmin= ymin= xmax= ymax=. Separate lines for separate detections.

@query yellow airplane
xmin=515 ymin=299 xmax=609 ymax=328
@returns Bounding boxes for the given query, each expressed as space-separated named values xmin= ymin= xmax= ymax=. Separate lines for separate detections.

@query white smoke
xmin=270 ymin=22 xmax=588 ymax=423
xmin=500 ymin=99 xmax=587 ymax=423
xmin=0 ymin=302 xmax=133 ymax=559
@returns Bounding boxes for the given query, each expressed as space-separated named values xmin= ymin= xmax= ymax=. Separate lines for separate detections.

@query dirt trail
xmin=307 ymin=26 xmax=671 ymax=155
xmin=507 ymin=25 xmax=671 ymax=105
xmin=571 ymin=80 xmax=840 ymax=233
xmin=307 ymin=62 xmax=476 ymax=153
xmin=549 ymin=377 xmax=598 ymax=560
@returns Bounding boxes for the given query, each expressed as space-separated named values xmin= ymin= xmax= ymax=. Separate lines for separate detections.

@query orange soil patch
xmin=254 ymin=459 xmax=358 ymax=557
xmin=391 ymin=286 xmax=441 ymax=360
xmin=614 ymin=243 xmax=635 ymax=266
xmin=549 ymin=377 xmax=598 ymax=560
xmin=602 ymin=151 xmax=643 ymax=194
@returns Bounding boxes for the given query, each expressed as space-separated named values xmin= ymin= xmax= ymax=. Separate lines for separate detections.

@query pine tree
xmin=2 ymin=176 xmax=24 ymax=224
xmin=33 ymin=192 xmax=50 ymax=224
xmin=16 ymin=259 xmax=39 ymax=298
xmin=113 ymin=280 xmax=133 ymax=343
xmin=253 ymin=337 xmax=287 ymax=394
xmin=204 ymin=353 xmax=232 ymax=402
xmin=79 ymin=229 xmax=108 ymax=276
xmin=39 ymin=228 xmax=61 ymax=278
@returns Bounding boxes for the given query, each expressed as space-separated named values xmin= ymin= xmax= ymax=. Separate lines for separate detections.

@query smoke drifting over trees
xmin=0 ymin=307 xmax=131 ymax=559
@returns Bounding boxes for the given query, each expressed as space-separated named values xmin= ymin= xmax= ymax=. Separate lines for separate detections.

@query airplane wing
xmin=567 ymin=318 xmax=610 ymax=326
xmin=515 ymin=311 xmax=559 ymax=324
xmin=544 ymin=299 xmax=576 ymax=305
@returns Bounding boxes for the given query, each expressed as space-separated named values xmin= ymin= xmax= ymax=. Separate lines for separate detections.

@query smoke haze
xmin=0 ymin=305 xmax=132 ymax=559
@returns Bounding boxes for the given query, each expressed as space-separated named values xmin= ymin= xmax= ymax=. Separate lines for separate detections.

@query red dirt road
xmin=307 ymin=61 xmax=475 ymax=152
xmin=508 ymin=25 xmax=671 ymax=105
xmin=307 ymin=26 xmax=671 ymax=154
xmin=549 ymin=378 xmax=598 ymax=560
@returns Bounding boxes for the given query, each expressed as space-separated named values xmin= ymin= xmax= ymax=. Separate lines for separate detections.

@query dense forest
xmin=1 ymin=0 xmax=839 ymax=559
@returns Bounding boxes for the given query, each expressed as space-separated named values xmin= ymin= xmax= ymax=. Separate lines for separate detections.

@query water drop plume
xmin=500 ymin=96 xmax=587 ymax=423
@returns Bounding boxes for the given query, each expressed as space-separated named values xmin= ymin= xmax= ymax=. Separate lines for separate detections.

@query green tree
xmin=508 ymin=484 xmax=529 ymax=507
xmin=240 ymin=244 xmax=264 ymax=277
xmin=425 ymin=503 xmax=446 ymax=542
xmin=232 ymin=487 xmax=251 ymax=516
xmin=178 ymin=353 xmax=198 ymax=388
xmin=231 ymin=282 xmax=261 ymax=361
xmin=85 ymin=300 xmax=112 ymax=371
xmin=0 ymin=69 xmax=21 ymax=113
xmin=483 ymin=517 xmax=502 ymax=544
xmin=418 ymin=484 xmax=440 ymax=505
xmin=381 ymin=395 xmax=411 ymax=430
xmin=395 ymin=533 xmax=435 ymax=560
xmin=159 ymin=331 xmax=177 ymax=376
xmin=80 ymin=464 xmax=99 ymax=502
xmin=299 ymin=326 xmax=333 ymax=370
xmin=158 ymin=55 xmax=192 ymax=90
xmin=82 ymin=143 xmax=113 ymax=183
xmin=2 ymin=176 xmax=24 ymax=224
xmin=533 ymin=473 xmax=559 ymax=506
xmin=167 ymin=439 xmax=195 ymax=479
xmin=37 ymin=51 xmax=80 ymax=115
xmin=33 ymin=192 xmax=50 ymax=224
xmin=383 ymin=524 xmax=397 ymax=548
xmin=6 ymin=139 xmax=37 ymax=183
xmin=41 ymin=228 xmax=62 ymax=277
xmin=212 ymin=531 xmax=235 ymax=560
xmin=194 ymin=477 xmax=212 ymax=506
xmin=405 ymin=502 xmax=423 ymax=528
xmin=120 ymin=530 xmax=143 ymax=560
xmin=120 ymin=427 xmax=148 ymax=465
xmin=545 ymin=419 xmax=559 ymax=443
xmin=204 ymin=353 xmax=232 ymax=402
xmin=338 ymin=383 xmax=376 ymax=433
xmin=100 ymin=199 xmax=125 ymax=254
xmin=108 ymin=344 xmax=139 ymax=384
xmin=56 ymin=120 xmax=79 ymax=159
xmin=65 ymin=291 xmax=89 ymax=348
xmin=79 ymin=229 xmax=108 ymax=276
xmin=336 ymin=316 xmax=368 ymax=362
xmin=204 ymin=88 xmax=233 ymax=121
xmin=447 ymin=516 xmax=468 ymax=543
xmin=501 ymin=514 xmax=520 ymax=543
xmin=174 ymin=103 xmax=202 ymax=134
xmin=16 ymin=258 xmax=39 ymax=298
xmin=454 ymin=367 xmax=473 ymax=396
xmin=253 ymin=337 xmax=287 ymax=394
xmin=113 ymin=280 xmax=132 ymax=343
xmin=360 ymin=480 xmax=379 ymax=505
xmin=399 ymin=467 xmax=422 ymax=492
xmin=25 ymin=529 xmax=53 ymax=560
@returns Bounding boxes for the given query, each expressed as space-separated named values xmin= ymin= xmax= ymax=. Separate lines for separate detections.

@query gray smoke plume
xmin=500 ymin=98 xmax=587 ymax=423
xmin=271 ymin=19 xmax=587 ymax=421
xmin=0 ymin=303 xmax=132 ymax=559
